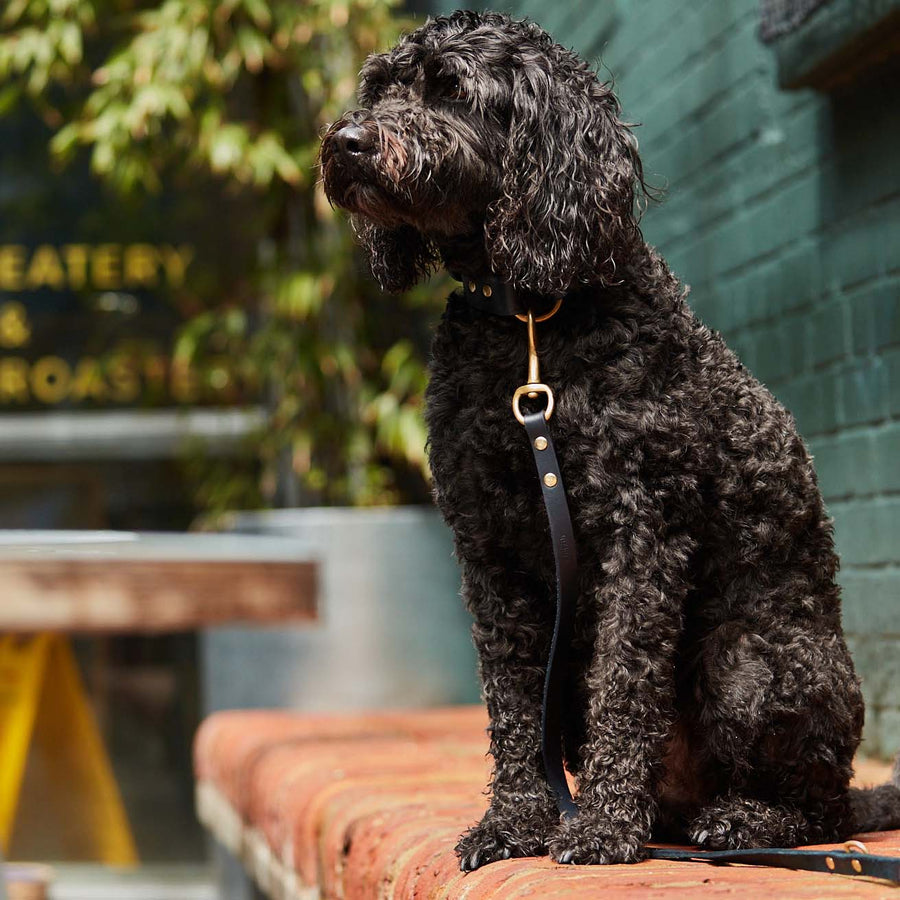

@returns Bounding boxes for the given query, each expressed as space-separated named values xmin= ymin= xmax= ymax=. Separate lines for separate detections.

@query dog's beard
xmin=322 ymin=156 xmax=417 ymax=231
xmin=338 ymin=181 xmax=408 ymax=227
xmin=332 ymin=175 xmax=478 ymax=239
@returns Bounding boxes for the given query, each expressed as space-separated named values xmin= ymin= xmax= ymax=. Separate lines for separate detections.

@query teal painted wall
xmin=433 ymin=0 xmax=900 ymax=756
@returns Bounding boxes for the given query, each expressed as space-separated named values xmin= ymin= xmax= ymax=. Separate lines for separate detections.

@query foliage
xmin=0 ymin=0 xmax=443 ymax=512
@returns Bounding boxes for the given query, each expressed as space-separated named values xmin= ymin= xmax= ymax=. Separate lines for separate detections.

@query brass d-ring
xmin=515 ymin=298 xmax=563 ymax=323
xmin=512 ymin=383 xmax=554 ymax=425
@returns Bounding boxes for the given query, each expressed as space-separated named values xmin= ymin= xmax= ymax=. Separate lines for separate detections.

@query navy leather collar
xmin=451 ymin=272 xmax=527 ymax=317
xmin=450 ymin=271 xmax=561 ymax=319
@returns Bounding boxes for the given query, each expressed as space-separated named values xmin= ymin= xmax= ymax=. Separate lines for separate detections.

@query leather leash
xmin=455 ymin=274 xmax=899 ymax=882
xmin=649 ymin=842 xmax=900 ymax=880
xmin=522 ymin=402 xmax=579 ymax=822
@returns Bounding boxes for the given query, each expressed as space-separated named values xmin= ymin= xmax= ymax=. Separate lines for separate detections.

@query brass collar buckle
xmin=511 ymin=299 xmax=563 ymax=425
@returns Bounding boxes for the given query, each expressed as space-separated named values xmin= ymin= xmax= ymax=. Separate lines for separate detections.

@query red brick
xmin=290 ymin=774 xmax=487 ymax=886
xmin=321 ymin=796 xmax=483 ymax=894
xmin=389 ymin=832 xmax=467 ymax=899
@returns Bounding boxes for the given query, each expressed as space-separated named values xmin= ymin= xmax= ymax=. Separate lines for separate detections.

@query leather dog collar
xmin=451 ymin=272 xmax=527 ymax=317
xmin=451 ymin=271 xmax=560 ymax=319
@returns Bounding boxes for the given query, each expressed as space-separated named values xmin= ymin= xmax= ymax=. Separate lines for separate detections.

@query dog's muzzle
xmin=321 ymin=117 xmax=382 ymax=209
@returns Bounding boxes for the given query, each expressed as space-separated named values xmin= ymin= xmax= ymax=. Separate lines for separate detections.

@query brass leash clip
xmin=511 ymin=299 xmax=562 ymax=425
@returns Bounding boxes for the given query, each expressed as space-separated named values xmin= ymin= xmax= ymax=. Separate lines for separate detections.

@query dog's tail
xmin=850 ymin=755 xmax=900 ymax=832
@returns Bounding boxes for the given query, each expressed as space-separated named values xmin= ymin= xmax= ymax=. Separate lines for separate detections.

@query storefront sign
xmin=0 ymin=241 xmax=240 ymax=409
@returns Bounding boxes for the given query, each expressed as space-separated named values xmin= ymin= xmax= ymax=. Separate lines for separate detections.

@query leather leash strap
xmin=456 ymin=275 xmax=900 ymax=882
xmin=647 ymin=844 xmax=900 ymax=880
xmin=523 ymin=409 xmax=579 ymax=821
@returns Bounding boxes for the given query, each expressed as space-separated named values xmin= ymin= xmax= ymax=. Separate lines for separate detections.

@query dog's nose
xmin=332 ymin=123 xmax=376 ymax=156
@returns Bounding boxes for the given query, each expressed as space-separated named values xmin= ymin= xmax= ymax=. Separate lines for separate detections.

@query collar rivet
xmin=482 ymin=285 xmax=492 ymax=297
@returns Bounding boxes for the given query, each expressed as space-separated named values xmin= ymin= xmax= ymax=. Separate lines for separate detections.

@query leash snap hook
xmin=511 ymin=301 xmax=561 ymax=425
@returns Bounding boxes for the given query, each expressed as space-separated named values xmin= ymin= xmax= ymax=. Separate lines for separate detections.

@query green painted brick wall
xmin=431 ymin=0 xmax=900 ymax=755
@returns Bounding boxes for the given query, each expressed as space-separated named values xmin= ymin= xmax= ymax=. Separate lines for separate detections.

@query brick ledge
xmin=193 ymin=707 xmax=900 ymax=899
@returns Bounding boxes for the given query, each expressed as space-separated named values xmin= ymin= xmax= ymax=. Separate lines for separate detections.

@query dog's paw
xmin=455 ymin=814 xmax=549 ymax=872
xmin=549 ymin=815 xmax=647 ymax=866
xmin=689 ymin=797 xmax=805 ymax=850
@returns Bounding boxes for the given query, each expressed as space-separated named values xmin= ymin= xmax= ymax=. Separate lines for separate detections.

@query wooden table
xmin=0 ymin=531 xmax=317 ymax=632
xmin=0 ymin=531 xmax=318 ymax=865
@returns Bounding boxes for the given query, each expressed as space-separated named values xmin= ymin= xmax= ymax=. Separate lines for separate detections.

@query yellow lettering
xmin=25 ymin=245 xmax=66 ymax=290
xmin=0 ymin=357 xmax=29 ymax=403
xmin=71 ymin=357 xmax=107 ymax=403
xmin=0 ymin=302 xmax=31 ymax=349
xmin=0 ymin=246 xmax=26 ymax=291
xmin=92 ymin=244 xmax=121 ymax=290
xmin=62 ymin=245 xmax=90 ymax=289
xmin=0 ymin=244 xmax=192 ymax=291
xmin=123 ymin=244 xmax=159 ymax=287
xmin=160 ymin=245 xmax=194 ymax=287
xmin=31 ymin=356 xmax=71 ymax=404
xmin=107 ymin=356 xmax=140 ymax=403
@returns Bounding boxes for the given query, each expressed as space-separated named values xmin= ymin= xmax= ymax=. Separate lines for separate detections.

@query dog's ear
xmin=353 ymin=219 xmax=438 ymax=294
xmin=485 ymin=60 xmax=644 ymax=295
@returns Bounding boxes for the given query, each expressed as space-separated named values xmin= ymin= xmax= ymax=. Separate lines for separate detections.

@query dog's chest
xmin=427 ymin=368 xmax=545 ymax=548
xmin=425 ymin=310 xmax=608 ymax=570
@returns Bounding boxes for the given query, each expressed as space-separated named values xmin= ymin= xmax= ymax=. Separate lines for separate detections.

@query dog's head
xmin=321 ymin=11 xmax=646 ymax=295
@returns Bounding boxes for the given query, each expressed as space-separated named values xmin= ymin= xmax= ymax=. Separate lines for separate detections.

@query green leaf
xmin=58 ymin=21 xmax=82 ymax=65
xmin=241 ymin=0 xmax=272 ymax=29
xmin=208 ymin=123 xmax=248 ymax=172
xmin=0 ymin=84 xmax=21 ymax=116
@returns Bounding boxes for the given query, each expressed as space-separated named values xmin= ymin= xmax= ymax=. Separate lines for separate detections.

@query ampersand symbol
xmin=0 ymin=302 xmax=31 ymax=348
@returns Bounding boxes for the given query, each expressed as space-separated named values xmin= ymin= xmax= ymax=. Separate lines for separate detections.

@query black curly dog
xmin=321 ymin=10 xmax=900 ymax=870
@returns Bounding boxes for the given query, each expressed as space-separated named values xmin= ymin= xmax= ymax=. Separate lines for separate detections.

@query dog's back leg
xmin=687 ymin=716 xmax=857 ymax=849
xmin=689 ymin=795 xmax=814 ymax=849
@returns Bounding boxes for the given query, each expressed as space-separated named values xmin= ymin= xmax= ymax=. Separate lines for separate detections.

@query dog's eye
xmin=441 ymin=73 xmax=465 ymax=101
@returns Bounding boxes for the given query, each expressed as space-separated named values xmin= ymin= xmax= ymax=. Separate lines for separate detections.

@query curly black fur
xmin=321 ymin=10 xmax=900 ymax=869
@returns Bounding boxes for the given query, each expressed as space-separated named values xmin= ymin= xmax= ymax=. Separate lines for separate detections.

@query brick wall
xmin=432 ymin=0 xmax=900 ymax=756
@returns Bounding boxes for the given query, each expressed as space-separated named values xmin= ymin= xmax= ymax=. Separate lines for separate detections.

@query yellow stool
xmin=0 ymin=633 xmax=138 ymax=864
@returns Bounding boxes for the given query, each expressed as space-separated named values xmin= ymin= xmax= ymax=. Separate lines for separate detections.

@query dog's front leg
xmin=455 ymin=565 xmax=561 ymax=871
xmin=550 ymin=484 xmax=691 ymax=866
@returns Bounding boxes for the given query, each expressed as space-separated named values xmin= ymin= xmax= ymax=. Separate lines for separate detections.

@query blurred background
xmin=0 ymin=0 xmax=897 ymax=896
